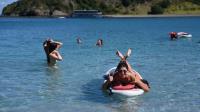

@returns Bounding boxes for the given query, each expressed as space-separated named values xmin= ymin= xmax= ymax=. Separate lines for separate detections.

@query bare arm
xmin=102 ymin=80 xmax=111 ymax=90
xmin=53 ymin=41 xmax=63 ymax=45
xmin=125 ymin=60 xmax=142 ymax=79
xmin=49 ymin=50 xmax=63 ymax=61
xmin=135 ymin=79 xmax=150 ymax=92
xmin=127 ymin=61 xmax=149 ymax=92
xmin=52 ymin=41 xmax=63 ymax=49
xmin=102 ymin=75 xmax=113 ymax=90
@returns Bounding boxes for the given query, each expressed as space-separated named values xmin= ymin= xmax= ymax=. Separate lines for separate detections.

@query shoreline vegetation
xmin=2 ymin=0 xmax=200 ymax=17
xmin=0 ymin=14 xmax=200 ymax=18
xmin=103 ymin=14 xmax=200 ymax=18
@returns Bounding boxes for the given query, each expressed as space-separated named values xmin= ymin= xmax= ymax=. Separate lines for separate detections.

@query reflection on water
xmin=80 ymin=79 xmax=143 ymax=112
xmin=109 ymin=95 xmax=144 ymax=112
xmin=46 ymin=65 xmax=60 ymax=75
xmin=38 ymin=65 xmax=63 ymax=101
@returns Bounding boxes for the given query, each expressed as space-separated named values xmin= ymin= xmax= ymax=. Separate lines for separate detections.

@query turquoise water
xmin=0 ymin=17 xmax=200 ymax=112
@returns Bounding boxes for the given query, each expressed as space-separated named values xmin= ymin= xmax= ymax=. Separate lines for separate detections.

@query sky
xmin=0 ymin=0 xmax=18 ymax=15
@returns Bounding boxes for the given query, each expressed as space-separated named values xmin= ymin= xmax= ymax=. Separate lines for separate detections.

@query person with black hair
xmin=76 ymin=37 xmax=82 ymax=44
xmin=102 ymin=48 xmax=150 ymax=92
xmin=43 ymin=38 xmax=63 ymax=66
xmin=96 ymin=38 xmax=103 ymax=47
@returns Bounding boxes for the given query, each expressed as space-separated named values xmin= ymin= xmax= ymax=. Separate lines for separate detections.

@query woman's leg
xmin=116 ymin=50 xmax=125 ymax=60
xmin=124 ymin=48 xmax=132 ymax=59
xmin=116 ymin=48 xmax=132 ymax=60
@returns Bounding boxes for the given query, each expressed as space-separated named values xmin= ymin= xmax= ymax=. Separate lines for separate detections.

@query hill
xmin=2 ymin=0 xmax=200 ymax=16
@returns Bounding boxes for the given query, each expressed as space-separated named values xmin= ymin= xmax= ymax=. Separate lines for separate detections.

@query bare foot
xmin=124 ymin=48 xmax=132 ymax=59
xmin=116 ymin=50 xmax=125 ymax=60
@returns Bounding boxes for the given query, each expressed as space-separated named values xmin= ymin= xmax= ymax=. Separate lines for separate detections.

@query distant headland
xmin=1 ymin=0 xmax=200 ymax=17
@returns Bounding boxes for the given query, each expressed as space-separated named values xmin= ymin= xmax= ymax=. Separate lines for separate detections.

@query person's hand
xmin=108 ymin=75 xmax=113 ymax=82
xmin=55 ymin=41 xmax=63 ymax=45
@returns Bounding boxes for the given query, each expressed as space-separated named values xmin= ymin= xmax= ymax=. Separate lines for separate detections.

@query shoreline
xmin=103 ymin=14 xmax=200 ymax=18
xmin=0 ymin=14 xmax=200 ymax=18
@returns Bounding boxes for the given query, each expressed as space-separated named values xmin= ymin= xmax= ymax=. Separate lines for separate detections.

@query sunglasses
xmin=119 ymin=70 xmax=127 ymax=72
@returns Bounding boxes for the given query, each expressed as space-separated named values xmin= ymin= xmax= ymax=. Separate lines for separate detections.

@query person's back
xmin=43 ymin=39 xmax=52 ymax=63
xmin=43 ymin=39 xmax=63 ymax=66
xmin=49 ymin=42 xmax=57 ymax=53
xmin=49 ymin=55 xmax=57 ymax=66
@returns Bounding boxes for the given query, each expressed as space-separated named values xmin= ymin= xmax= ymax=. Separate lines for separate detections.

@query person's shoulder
xmin=52 ymin=50 xmax=59 ymax=53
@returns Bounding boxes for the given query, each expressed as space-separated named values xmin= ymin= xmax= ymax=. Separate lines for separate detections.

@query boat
xmin=58 ymin=17 xmax=65 ymax=19
xmin=71 ymin=10 xmax=102 ymax=18
xmin=177 ymin=32 xmax=192 ymax=38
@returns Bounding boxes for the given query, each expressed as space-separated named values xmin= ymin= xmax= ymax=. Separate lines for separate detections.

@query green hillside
xmin=2 ymin=0 xmax=200 ymax=16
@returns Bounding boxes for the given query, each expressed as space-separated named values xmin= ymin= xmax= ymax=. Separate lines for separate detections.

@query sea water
xmin=0 ymin=17 xmax=200 ymax=112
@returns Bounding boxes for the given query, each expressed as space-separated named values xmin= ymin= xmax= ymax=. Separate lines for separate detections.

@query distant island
xmin=2 ymin=0 xmax=200 ymax=17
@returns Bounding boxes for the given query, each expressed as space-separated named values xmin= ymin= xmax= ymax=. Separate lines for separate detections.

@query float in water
xmin=104 ymin=67 xmax=144 ymax=97
xmin=169 ymin=32 xmax=192 ymax=40
xmin=177 ymin=32 xmax=192 ymax=38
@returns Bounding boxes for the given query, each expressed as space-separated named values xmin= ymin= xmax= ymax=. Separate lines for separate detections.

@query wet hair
xmin=116 ymin=61 xmax=128 ymax=72
xmin=48 ymin=43 xmax=57 ymax=53
xmin=43 ymin=40 xmax=57 ymax=53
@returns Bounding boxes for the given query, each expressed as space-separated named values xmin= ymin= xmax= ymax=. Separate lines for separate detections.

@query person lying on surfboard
xmin=43 ymin=38 xmax=63 ymax=66
xmin=102 ymin=48 xmax=150 ymax=92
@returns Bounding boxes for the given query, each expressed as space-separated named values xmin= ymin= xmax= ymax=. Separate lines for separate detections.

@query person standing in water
xmin=96 ymin=39 xmax=103 ymax=47
xmin=43 ymin=38 xmax=63 ymax=66
xmin=76 ymin=37 xmax=82 ymax=44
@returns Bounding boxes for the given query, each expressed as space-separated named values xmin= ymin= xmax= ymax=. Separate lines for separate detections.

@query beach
xmin=103 ymin=14 xmax=200 ymax=18
xmin=1 ymin=14 xmax=200 ymax=18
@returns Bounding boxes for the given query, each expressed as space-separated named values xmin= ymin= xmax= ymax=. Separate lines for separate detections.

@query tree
xmin=160 ymin=0 xmax=171 ymax=8
xmin=121 ymin=0 xmax=131 ymax=7
xmin=191 ymin=0 xmax=200 ymax=5
xmin=149 ymin=5 xmax=164 ymax=14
